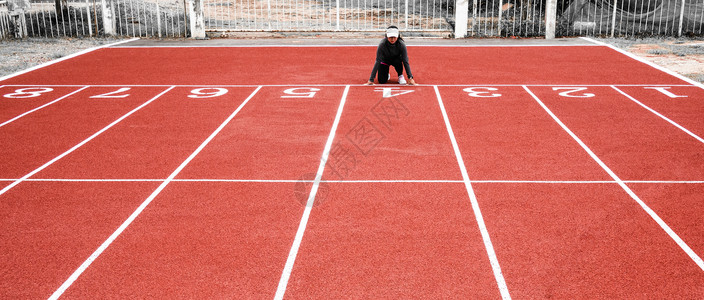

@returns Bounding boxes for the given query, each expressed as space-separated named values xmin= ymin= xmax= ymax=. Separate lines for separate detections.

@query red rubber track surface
xmin=177 ymin=86 xmax=343 ymax=180
xmin=474 ymin=183 xmax=704 ymax=298
xmin=0 ymin=87 xmax=166 ymax=180
xmin=287 ymin=182 xmax=500 ymax=299
xmin=60 ymin=182 xmax=304 ymax=298
xmin=321 ymin=86 xmax=461 ymax=181
xmin=615 ymin=86 xmax=704 ymax=138
xmin=0 ymin=45 xmax=703 ymax=298
xmin=630 ymin=183 xmax=704 ymax=256
xmin=439 ymin=85 xmax=611 ymax=181
xmin=34 ymin=87 xmax=254 ymax=179
xmin=0 ymin=46 xmax=686 ymax=85
xmin=0 ymin=86 xmax=82 ymax=124
xmin=528 ymin=86 xmax=704 ymax=181
xmin=0 ymin=181 xmax=161 ymax=299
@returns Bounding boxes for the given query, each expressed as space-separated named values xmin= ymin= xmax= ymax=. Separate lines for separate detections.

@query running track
xmin=0 ymin=38 xmax=703 ymax=299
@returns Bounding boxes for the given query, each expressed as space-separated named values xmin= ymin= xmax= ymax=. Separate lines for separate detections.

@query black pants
xmin=377 ymin=59 xmax=403 ymax=84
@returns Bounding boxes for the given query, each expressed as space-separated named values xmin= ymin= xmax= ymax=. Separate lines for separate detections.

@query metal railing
xmin=201 ymin=0 xmax=454 ymax=32
xmin=556 ymin=0 xmax=704 ymax=37
xmin=0 ymin=0 xmax=187 ymax=38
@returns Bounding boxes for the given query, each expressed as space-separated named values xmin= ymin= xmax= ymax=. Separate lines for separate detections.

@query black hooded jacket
xmin=368 ymin=38 xmax=413 ymax=81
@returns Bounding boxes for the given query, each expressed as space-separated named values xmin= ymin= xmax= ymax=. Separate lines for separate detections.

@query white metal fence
xmin=201 ymin=0 xmax=453 ymax=32
xmin=557 ymin=0 xmax=704 ymax=36
xmin=1 ymin=0 xmax=703 ymax=39
xmin=0 ymin=0 xmax=188 ymax=38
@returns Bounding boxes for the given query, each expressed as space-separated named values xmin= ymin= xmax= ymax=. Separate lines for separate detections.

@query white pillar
xmin=545 ymin=0 xmax=557 ymax=39
xmin=677 ymin=0 xmax=686 ymax=37
xmin=100 ymin=0 xmax=115 ymax=35
xmin=454 ymin=0 xmax=468 ymax=38
xmin=187 ymin=0 xmax=205 ymax=39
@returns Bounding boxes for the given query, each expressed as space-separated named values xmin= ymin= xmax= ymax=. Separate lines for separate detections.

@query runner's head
xmin=385 ymin=26 xmax=401 ymax=44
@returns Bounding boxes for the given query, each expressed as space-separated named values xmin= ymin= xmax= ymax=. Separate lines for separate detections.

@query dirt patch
xmin=597 ymin=37 xmax=704 ymax=84
xmin=0 ymin=38 xmax=121 ymax=78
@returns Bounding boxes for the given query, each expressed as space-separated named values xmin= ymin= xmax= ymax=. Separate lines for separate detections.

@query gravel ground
xmin=0 ymin=38 xmax=123 ymax=78
xmin=1 ymin=37 xmax=703 ymax=83
xmin=596 ymin=37 xmax=704 ymax=84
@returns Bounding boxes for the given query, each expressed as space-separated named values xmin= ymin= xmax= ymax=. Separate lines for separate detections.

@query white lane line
xmin=0 ymin=86 xmax=90 ymax=128
xmin=523 ymin=85 xmax=704 ymax=271
xmin=580 ymin=37 xmax=704 ymax=90
xmin=0 ymin=38 xmax=140 ymax=83
xmin=48 ymin=86 xmax=262 ymax=300
xmin=2 ymin=178 xmax=703 ymax=184
xmin=0 ymin=86 xmax=175 ymax=198
xmin=274 ymin=85 xmax=350 ymax=300
xmin=434 ymin=85 xmax=512 ymax=299
xmin=611 ymin=86 xmax=704 ymax=144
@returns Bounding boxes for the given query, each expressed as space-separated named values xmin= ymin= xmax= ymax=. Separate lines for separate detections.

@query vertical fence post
xmin=404 ymin=0 xmax=408 ymax=30
xmin=100 ymin=0 xmax=115 ymax=35
xmin=545 ymin=0 xmax=556 ymax=38
xmin=336 ymin=0 xmax=339 ymax=31
xmin=186 ymin=0 xmax=205 ymax=38
xmin=610 ymin=0 xmax=617 ymax=37
xmin=85 ymin=0 xmax=93 ymax=36
xmin=156 ymin=0 xmax=161 ymax=37
xmin=471 ymin=0 xmax=477 ymax=36
xmin=497 ymin=0 xmax=503 ymax=36
xmin=454 ymin=0 xmax=468 ymax=37
xmin=677 ymin=0 xmax=686 ymax=36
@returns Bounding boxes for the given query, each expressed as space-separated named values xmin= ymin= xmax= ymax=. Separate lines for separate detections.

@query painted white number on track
xmin=374 ymin=87 xmax=414 ymax=98
xmin=90 ymin=87 xmax=131 ymax=98
xmin=552 ymin=87 xmax=595 ymax=98
xmin=463 ymin=87 xmax=501 ymax=98
xmin=281 ymin=88 xmax=321 ymax=98
xmin=644 ymin=87 xmax=688 ymax=98
xmin=3 ymin=87 xmax=54 ymax=98
xmin=188 ymin=88 xmax=228 ymax=98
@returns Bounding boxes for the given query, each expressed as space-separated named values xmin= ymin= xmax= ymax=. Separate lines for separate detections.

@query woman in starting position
xmin=365 ymin=26 xmax=417 ymax=85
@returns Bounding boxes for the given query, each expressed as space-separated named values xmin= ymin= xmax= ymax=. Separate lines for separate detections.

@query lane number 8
xmin=4 ymin=87 xmax=54 ymax=98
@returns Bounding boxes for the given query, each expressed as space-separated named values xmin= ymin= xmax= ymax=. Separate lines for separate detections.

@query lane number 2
xmin=552 ymin=87 xmax=595 ymax=98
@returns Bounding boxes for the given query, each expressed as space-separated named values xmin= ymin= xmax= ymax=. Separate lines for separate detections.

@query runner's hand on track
xmin=407 ymin=78 xmax=417 ymax=85
xmin=364 ymin=80 xmax=374 ymax=85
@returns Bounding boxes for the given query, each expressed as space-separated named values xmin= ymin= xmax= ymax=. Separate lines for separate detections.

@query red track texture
xmin=0 ymin=46 xmax=686 ymax=86
xmin=0 ymin=44 xmax=703 ymax=298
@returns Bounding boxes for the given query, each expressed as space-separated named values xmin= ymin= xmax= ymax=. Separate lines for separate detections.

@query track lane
xmin=285 ymin=182 xmax=501 ymax=299
xmin=438 ymin=85 xmax=610 ymax=181
xmin=474 ymin=182 xmax=704 ymax=298
xmin=34 ymin=87 xmax=255 ymax=179
xmin=0 ymin=86 xmax=85 ymax=125
xmin=176 ymin=86 xmax=344 ymax=180
xmin=320 ymin=86 xmax=461 ymax=181
xmin=629 ymin=183 xmax=704 ymax=258
xmin=0 ymin=181 xmax=160 ymax=299
xmin=614 ymin=85 xmax=704 ymax=140
xmin=440 ymin=85 xmax=704 ymax=297
xmin=528 ymin=86 xmax=704 ymax=181
xmin=0 ymin=86 xmax=168 ymax=187
xmin=57 ymin=182 xmax=304 ymax=298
